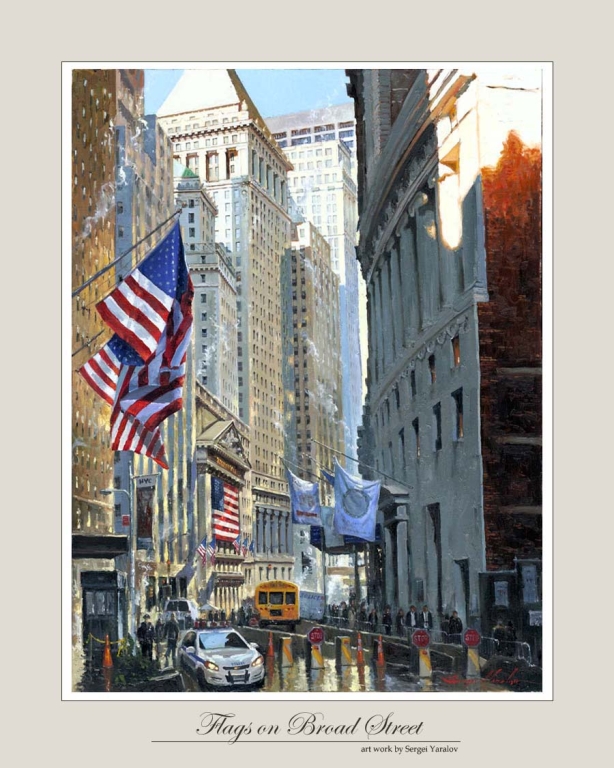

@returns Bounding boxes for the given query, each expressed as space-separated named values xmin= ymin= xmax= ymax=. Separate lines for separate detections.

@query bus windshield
xmin=269 ymin=591 xmax=284 ymax=605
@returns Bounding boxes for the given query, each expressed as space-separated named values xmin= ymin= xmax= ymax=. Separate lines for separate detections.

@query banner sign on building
xmin=332 ymin=457 xmax=380 ymax=542
xmin=287 ymin=469 xmax=321 ymax=525
xmin=136 ymin=482 xmax=155 ymax=544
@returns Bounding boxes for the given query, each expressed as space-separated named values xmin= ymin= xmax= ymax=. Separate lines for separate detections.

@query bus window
xmin=258 ymin=592 xmax=268 ymax=605
xmin=269 ymin=591 xmax=284 ymax=605
xmin=285 ymin=592 xmax=296 ymax=604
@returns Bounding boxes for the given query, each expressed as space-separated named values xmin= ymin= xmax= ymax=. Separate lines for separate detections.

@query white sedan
xmin=178 ymin=627 xmax=265 ymax=690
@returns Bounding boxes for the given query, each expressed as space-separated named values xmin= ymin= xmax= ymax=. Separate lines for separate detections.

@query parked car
xmin=178 ymin=627 xmax=265 ymax=690
xmin=162 ymin=598 xmax=199 ymax=629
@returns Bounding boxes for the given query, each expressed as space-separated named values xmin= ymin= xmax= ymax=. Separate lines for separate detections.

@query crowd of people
xmin=135 ymin=612 xmax=181 ymax=665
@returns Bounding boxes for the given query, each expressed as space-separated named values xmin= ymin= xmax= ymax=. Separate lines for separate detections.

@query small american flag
xmin=207 ymin=536 xmax=216 ymax=565
xmin=232 ymin=534 xmax=241 ymax=554
xmin=241 ymin=537 xmax=249 ymax=557
xmin=196 ymin=536 xmax=207 ymax=566
xmin=249 ymin=539 xmax=255 ymax=555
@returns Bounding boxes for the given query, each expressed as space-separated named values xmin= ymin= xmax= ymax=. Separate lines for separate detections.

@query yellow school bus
xmin=254 ymin=580 xmax=300 ymax=631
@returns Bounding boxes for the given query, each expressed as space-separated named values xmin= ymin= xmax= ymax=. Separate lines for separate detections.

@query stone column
xmin=384 ymin=525 xmax=395 ymax=609
xmin=396 ymin=516 xmax=410 ymax=610
xmin=264 ymin=510 xmax=272 ymax=554
xmin=400 ymin=214 xmax=420 ymax=341
xmin=381 ymin=254 xmax=394 ymax=368
xmin=389 ymin=237 xmax=404 ymax=358
xmin=367 ymin=283 xmax=377 ymax=384
xmin=272 ymin=510 xmax=279 ymax=554
xmin=257 ymin=509 xmax=264 ymax=553
xmin=374 ymin=270 xmax=385 ymax=381
xmin=415 ymin=192 xmax=441 ymax=326
xmin=285 ymin=513 xmax=293 ymax=555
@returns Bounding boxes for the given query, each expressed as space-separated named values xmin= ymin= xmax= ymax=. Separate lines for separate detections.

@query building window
xmin=394 ymin=385 xmax=400 ymax=410
xmin=410 ymin=369 xmax=416 ymax=397
xmin=206 ymin=152 xmax=219 ymax=182
xmin=452 ymin=335 xmax=461 ymax=367
xmin=189 ymin=227 xmax=195 ymax=238
xmin=452 ymin=388 xmax=464 ymax=440
xmin=399 ymin=428 xmax=406 ymax=469
xmin=188 ymin=213 xmax=195 ymax=223
xmin=433 ymin=403 xmax=442 ymax=451
xmin=200 ymin=293 xmax=207 ymax=303
xmin=429 ymin=354 xmax=436 ymax=384
xmin=412 ymin=418 xmax=420 ymax=457
xmin=201 ymin=328 xmax=208 ymax=337
xmin=201 ymin=312 xmax=207 ymax=321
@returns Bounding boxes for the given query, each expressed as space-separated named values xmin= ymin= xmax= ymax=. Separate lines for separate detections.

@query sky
xmin=144 ymin=68 xmax=352 ymax=118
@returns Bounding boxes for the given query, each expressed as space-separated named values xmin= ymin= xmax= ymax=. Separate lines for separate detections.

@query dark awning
xmin=72 ymin=534 xmax=129 ymax=559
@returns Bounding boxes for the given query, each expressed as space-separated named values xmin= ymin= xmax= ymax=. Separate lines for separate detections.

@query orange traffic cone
xmin=267 ymin=631 xmax=275 ymax=658
xmin=103 ymin=634 xmax=113 ymax=669
xmin=376 ymin=634 xmax=385 ymax=667
xmin=356 ymin=632 xmax=365 ymax=665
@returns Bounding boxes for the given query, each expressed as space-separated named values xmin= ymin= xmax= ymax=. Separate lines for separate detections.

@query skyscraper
xmin=267 ymin=106 xmax=364 ymax=461
xmin=158 ymin=70 xmax=294 ymax=580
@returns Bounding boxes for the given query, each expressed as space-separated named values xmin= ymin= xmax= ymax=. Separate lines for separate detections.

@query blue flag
xmin=287 ymin=469 xmax=321 ymax=525
xmin=333 ymin=457 xmax=381 ymax=541
xmin=321 ymin=469 xmax=335 ymax=485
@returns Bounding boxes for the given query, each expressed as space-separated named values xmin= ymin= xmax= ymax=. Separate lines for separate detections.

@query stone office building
xmin=347 ymin=68 xmax=543 ymax=636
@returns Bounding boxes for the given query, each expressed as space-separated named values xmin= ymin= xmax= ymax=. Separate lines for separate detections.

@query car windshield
xmin=198 ymin=631 xmax=249 ymax=651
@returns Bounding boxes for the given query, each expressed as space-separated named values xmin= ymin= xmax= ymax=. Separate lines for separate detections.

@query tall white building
xmin=158 ymin=70 xmax=294 ymax=581
xmin=267 ymin=105 xmax=365 ymax=460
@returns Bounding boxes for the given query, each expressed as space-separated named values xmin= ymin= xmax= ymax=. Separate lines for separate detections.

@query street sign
xmin=463 ymin=628 xmax=481 ymax=647
xmin=411 ymin=629 xmax=430 ymax=648
xmin=308 ymin=626 xmax=324 ymax=644
xmin=248 ymin=617 xmax=258 ymax=627
xmin=122 ymin=515 xmax=130 ymax=527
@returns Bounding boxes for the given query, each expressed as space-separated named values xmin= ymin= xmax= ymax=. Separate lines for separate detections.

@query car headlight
xmin=204 ymin=660 xmax=219 ymax=671
xmin=251 ymin=655 xmax=264 ymax=667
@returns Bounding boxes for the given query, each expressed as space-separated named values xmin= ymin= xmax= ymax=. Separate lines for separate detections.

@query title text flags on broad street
xmin=286 ymin=468 xmax=322 ymax=525
xmin=332 ymin=457 xmax=381 ymax=542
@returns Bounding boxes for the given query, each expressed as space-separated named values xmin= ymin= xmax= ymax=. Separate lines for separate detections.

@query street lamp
xmin=101 ymin=485 xmax=136 ymax=643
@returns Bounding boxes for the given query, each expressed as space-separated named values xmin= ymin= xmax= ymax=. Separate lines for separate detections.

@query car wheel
xmin=197 ymin=669 xmax=209 ymax=692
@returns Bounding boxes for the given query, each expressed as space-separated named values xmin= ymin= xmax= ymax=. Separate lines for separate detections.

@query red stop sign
xmin=411 ymin=629 xmax=430 ymax=648
xmin=308 ymin=627 xmax=324 ymax=644
xmin=463 ymin=628 xmax=481 ymax=647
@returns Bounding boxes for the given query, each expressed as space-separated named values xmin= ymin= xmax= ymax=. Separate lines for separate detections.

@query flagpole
xmin=310 ymin=438 xmax=413 ymax=490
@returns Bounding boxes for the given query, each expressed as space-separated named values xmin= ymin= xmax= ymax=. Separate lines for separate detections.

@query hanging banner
xmin=287 ymin=469 xmax=322 ymax=525
xmin=333 ymin=457 xmax=381 ymax=541
xmin=321 ymin=505 xmax=344 ymax=548
xmin=136 ymin=480 xmax=156 ymax=545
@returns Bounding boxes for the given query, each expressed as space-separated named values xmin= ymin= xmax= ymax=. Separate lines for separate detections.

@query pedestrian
xmin=493 ymin=619 xmax=506 ymax=654
xmin=358 ymin=602 xmax=368 ymax=627
xmin=441 ymin=614 xmax=450 ymax=635
xmin=395 ymin=608 xmax=405 ymax=636
xmin=448 ymin=610 xmax=463 ymax=642
xmin=368 ymin=607 xmax=378 ymax=632
xmin=136 ymin=614 xmax=155 ymax=660
xmin=230 ymin=608 xmax=236 ymax=625
xmin=405 ymin=605 xmax=419 ymax=631
xmin=382 ymin=606 xmax=393 ymax=636
xmin=164 ymin=612 xmax=181 ymax=665
xmin=238 ymin=605 xmax=245 ymax=626
xmin=341 ymin=602 xmax=349 ymax=627
xmin=208 ymin=609 xmax=214 ymax=623
xmin=213 ymin=610 xmax=219 ymax=623
xmin=154 ymin=615 xmax=164 ymax=662
xmin=505 ymin=621 xmax=517 ymax=656
xmin=220 ymin=608 xmax=227 ymax=624
xmin=348 ymin=604 xmax=356 ymax=629
xmin=418 ymin=605 xmax=433 ymax=630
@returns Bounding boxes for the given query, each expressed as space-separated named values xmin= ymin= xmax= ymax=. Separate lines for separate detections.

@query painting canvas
xmin=65 ymin=63 xmax=550 ymax=698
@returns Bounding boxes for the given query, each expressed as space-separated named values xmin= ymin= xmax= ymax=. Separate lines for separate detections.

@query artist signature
xmin=441 ymin=668 xmax=521 ymax=686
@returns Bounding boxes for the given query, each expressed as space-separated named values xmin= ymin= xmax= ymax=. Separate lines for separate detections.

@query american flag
xmin=207 ymin=535 xmax=216 ymax=565
xmin=78 ymin=224 xmax=193 ymax=469
xmin=96 ymin=224 xmax=183 ymax=363
xmin=196 ymin=536 xmax=207 ymax=566
xmin=241 ymin=537 xmax=249 ymax=557
xmin=232 ymin=534 xmax=241 ymax=554
xmin=211 ymin=477 xmax=240 ymax=542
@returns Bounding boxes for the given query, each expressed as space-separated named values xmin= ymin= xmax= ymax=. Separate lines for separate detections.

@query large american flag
xmin=78 ymin=223 xmax=193 ymax=469
xmin=211 ymin=477 xmax=240 ymax=542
